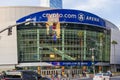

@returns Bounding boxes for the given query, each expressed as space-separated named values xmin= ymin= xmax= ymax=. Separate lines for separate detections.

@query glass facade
xmin=50 ymin=0 xmax=62 ymax=8
xmin=17 ymin=23 xmax=110 ymax=63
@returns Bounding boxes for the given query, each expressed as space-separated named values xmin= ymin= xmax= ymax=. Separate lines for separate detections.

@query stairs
xmin=44 ymin=46 xmax=75 ymax=60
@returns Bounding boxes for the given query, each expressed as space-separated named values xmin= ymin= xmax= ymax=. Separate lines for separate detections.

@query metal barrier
xmin=41 ymin=69 xmax=61 ymax=76
xmin=40 ymin=69 xmax=82 ymax=79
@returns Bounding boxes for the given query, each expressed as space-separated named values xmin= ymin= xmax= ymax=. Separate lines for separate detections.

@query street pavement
xmin=50 ymin=74 xmax=120 ymax=80
xmin=110 ymin=76 xmax=120 ymax=80
xmin=58 ymin=76 xmax=120 ymax=80
xmin=79 ymin=76 xmax=120 ymax=80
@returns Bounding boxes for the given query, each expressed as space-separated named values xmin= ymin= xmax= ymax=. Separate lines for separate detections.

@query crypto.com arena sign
xmin=17 ymin=9 xmax=106 ymax=27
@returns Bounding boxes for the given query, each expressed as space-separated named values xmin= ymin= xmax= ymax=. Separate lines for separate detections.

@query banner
xmin=17 ymin=9 xmax=106 ymax=27
xmin=46 ymin=14 xmax=60 ymax=40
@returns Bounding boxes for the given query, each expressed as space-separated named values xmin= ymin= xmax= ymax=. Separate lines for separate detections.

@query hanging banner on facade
xmin=46 ymin=13 xmax=60 ymax=39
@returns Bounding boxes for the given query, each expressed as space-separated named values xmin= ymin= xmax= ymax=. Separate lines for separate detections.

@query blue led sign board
xmin=17 ymin=9 xmax=105 ymax=27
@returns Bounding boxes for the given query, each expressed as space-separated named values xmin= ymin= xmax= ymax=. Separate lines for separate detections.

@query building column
xmin=83 ymin=30 xmax=86 ymax=60
xmin=62 ymin=27 xmax=65 ymax=60
xmin=37 ymin=29 xmax=40 ymax=60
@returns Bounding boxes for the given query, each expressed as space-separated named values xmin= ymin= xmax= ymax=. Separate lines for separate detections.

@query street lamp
xmin=90 ymin=48 xmax=95 ymax=75
xmin=0 ymin=19 xmax=33 ymax=35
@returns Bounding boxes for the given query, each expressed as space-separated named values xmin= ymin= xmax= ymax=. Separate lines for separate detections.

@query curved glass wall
xmin=17 ymin=23 xmax=110 ymax=63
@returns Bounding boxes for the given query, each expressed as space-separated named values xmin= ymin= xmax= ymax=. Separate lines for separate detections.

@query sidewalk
xmin=112 ymin=72 xmax=120 ymax=76
xmin=50 ymin=74 xmax=91 ymax=80
xmin=51 ymin=77 xmax=90 ymax=80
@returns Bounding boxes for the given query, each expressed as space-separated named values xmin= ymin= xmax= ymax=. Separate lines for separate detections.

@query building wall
xmin=17 ymin=24 xmax=110 ymax=63
xmin=105 ymin=20 xmax=120 ymax=65
xmin=111 ymin=28 xmax=120 ymax=64
xmin=0 ymin=6 xmax=51 ymax=68
xmin=39 ymin=0 xmax=50 ymax=7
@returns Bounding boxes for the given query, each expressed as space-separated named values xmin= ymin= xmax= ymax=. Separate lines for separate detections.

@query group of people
xmin=82 ymin=70 xmax=87 ymax=77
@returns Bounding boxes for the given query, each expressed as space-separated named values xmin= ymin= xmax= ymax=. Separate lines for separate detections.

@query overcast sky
xmin=0 ymin=0 xmax=120 ymax=28
xmin=63 ymin=0 xmax=120 ymax=28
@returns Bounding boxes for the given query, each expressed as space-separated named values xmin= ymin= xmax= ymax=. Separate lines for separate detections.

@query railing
xmin=46 ymin=46 xmax=75 ymax=60
xmin=41 ymin=44 xmax=75 ymax=60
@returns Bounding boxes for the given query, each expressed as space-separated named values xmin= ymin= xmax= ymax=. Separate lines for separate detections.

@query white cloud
xmin=75 ymin=0 xmax=107 ymax=10
xmin=63 ymin=0 xmax=120 ymax=27
xmin=72 ymin=0 xmax=114 ymax=11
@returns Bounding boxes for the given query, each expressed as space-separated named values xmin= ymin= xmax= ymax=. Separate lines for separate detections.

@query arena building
xmin=0 ymin=6 xmax=120 ymax=75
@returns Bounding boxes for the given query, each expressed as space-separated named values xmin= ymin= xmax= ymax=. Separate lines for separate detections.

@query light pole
xmin=0 ymin=19 xmax=33 ymax=40
xmin=0 ymin=19 xmax=33 ymax=34
xmin=90 ymin=48 xmax=95 ymax=75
